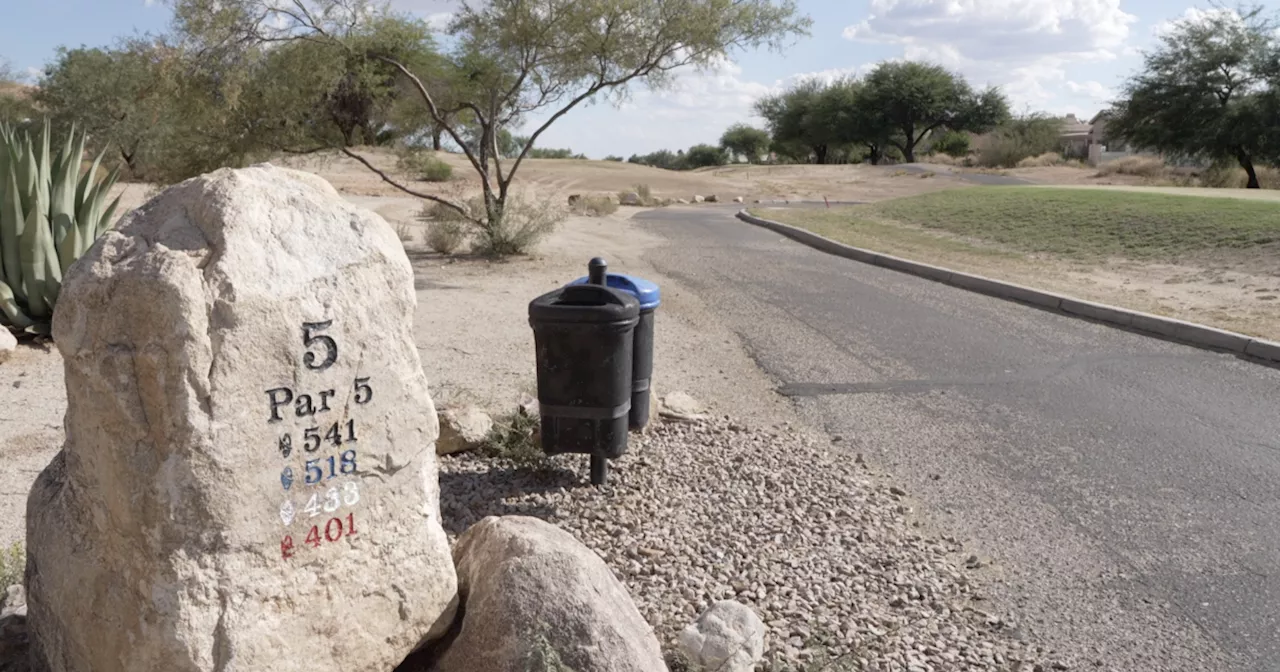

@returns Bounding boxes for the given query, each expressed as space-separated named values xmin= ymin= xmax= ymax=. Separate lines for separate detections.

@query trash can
xmin=568 ymin=266 xmax=660 ymax=430
xmin=528 ymin=265 xmax=640 ymax=485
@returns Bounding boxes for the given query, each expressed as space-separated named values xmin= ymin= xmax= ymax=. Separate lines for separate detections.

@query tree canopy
xmin=719 ymin=123 xmax=770 ymax=163
xmin=857 ymin=61 xmax=1008 ymax=163
xmin=166 ymin=0 xmax=810 ymax=254
xmin=1108 ymin=5 xmax=1280 ymax=188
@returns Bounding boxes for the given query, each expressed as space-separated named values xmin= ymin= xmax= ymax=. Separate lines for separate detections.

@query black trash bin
xmin=528 ymin=267 xmax=640 ymax=485
xmin=568 ymin=269 xmax=660 ymax=430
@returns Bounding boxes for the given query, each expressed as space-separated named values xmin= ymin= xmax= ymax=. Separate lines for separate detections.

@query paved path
xmin=635 ymin=205 xmax=1280 ymax=672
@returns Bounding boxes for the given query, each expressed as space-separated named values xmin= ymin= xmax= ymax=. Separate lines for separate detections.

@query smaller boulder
xmin=705 ymin=194 xmax=719 ymax=203
xmin=676 ymin=198 xmax=690 ymax=205
xmin=567 ymin=194 xmax=582 ymax=205
xmin=732 ymin=196 xmax=744 ymax=203
xmin=431 ymin=516 xmax=666 ymax=672
xmin=619 ymin=192 xmax=643 ymax=206
xmin=0 ymin=329 xmax=15 ymax=365
xmin=692 ymin=195 xmax=705 ymax=203
xmin=660 ymin=391 xmax=708 ymax=423
xmin=677 ymin=601 xmax=765 ymax=672
xmin=0 ymin=585 xmax=27 ymax=672
xmin=437 ymin=407 xmax=494 ymax=456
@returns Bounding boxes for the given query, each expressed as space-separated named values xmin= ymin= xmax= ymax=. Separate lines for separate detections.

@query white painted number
xmin=342 ymin=481 xmax=360 ymax=506
xmin=305 ymin=493 xmax=322 ymax=518
xmin=323 ymin=487 xmax=340 ymax=513
xmin=280 ymin=500 xmax=295 ymax=526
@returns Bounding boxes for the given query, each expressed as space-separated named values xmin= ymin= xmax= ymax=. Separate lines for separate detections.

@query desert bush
xmin=397 ymin=147 xmax=453 ymax=182
xmin=0 ymin=542 xmax=22 ymax=589
xmin=603 ymin=155 xmax=623 ymax=162
xmin=1016 ymin=152 xmax=1066 ymax=168
xmin=570 ymin=195 xmax=618 ymax=216
xmin=426 ymin=220 xmax=467 ymax=254
xmin=634 ymin=184 xmax=652 ymax=202
xmin=932 ymin=130 xmax=971 ymax=158
xmin=473 ymin=195 xmax=563 ymax=256
xmin=1094 ymin=155 xmax=1167 ymax=178
xmin=394 ymin=222 xmax=414 ymax=244
xmin=976 ymin=113 xmax=1064 ymax=168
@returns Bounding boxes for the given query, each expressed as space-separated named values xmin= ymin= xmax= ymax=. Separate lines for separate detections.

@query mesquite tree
xmin=170 ymin=0 xmax=810 ymax=253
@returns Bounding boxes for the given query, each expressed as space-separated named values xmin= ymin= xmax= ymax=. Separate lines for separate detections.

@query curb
xmin=736 ymin=209 xmax=1280 ymax=366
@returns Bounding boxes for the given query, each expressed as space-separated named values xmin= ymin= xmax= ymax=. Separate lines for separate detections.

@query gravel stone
xmin=438 ymin=417 xmax=1070 ymax=670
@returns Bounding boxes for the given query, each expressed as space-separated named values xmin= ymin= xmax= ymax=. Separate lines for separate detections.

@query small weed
xmin=473 ymin=196 xmax=563 ymax=257
xmin=394 ymin=222 xmax=415 ymax=244
xmin=482 ymin=412 xmax=545 ymax=466
xmin=0 ymin=542 xmax=24 ymax=589
xmin=891 ymin=169 xmax=908 ymax=177
xmin=918 ymin=171 xmax=936 ymax=179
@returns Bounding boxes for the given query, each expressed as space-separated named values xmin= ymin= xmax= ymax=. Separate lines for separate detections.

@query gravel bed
xmin=439 ymin=417 xmax=1074 ymax=671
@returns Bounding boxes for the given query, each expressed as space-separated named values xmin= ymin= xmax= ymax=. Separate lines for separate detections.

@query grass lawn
xmin=759 ymin=186 xmax=1280 ymax=262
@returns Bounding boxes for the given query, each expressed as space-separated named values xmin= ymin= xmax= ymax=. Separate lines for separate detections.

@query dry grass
xmin=426 ymin=220 xmax=467 ymax=254
xmin=1016 ymin=152 xmax=1084 ymax=169
xmin=1094 ymin=155 xmax=1167 ymax=178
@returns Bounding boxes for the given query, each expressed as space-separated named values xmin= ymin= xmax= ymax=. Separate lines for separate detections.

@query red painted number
xmin=286 ymin=515 xmax=358 ymax=559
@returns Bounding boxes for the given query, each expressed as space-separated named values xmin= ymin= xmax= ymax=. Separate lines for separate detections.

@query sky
xmin=3 ymin=0 xmax=1268 ymax=159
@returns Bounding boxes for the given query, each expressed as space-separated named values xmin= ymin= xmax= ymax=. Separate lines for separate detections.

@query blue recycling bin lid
xmin=568 ymin=273 xmax=661 ymax=310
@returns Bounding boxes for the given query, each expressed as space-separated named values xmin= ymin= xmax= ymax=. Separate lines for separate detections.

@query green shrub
xmin=397 ymin=147 xmax=453 ymax=182
xmin=426 ymin=220 xmax=467 ymax=254
xmin=932 ymin=130 xmax=971 ymax=158
xmin=603 ymin=155 xmax=624 ymax=162
xmin=684 ymin=143 xmax=727 ymax=168
xmin=976 ymin=113 xmax=1064 ymax=168
xmin=0 ymin=542 xmax=22 ymax=589
xmin=0 ymin=121 xmax=122 ymax=335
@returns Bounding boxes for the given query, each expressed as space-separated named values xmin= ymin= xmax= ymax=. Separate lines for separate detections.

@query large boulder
xmin=436 ymin=407 xmax=494 ymax=456
xmin=28 ymin=164 xmax=458 ymax=672
xmin=678 ymin=601 xmax=765 ymax=672
xmin=429 ymin=516 xmax=665 ymax=672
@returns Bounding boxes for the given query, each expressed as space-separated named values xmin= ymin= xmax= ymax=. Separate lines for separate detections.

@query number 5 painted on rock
xmin=302 ymin=321 xmax=337 ymax=372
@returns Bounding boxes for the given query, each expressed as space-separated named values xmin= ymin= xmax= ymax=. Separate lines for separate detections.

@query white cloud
xmin=424 ymin=12 xmax=453 ymax=31
xmin=1065 ymin=79 xmax=1115 ymax=101
xmin=843 ymin=0 xmax=1139 ymax=113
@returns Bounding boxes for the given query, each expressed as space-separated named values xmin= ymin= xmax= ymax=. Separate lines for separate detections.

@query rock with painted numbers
xmin=429 ymin=516 xmax=666 ymax=672
xmin=436 ymin=407 xmax=493 ymax=456
xmin=27 ymin=164 xmax=458 ymax=672
xmin=678 ymin=600 xmax=766 ymax=672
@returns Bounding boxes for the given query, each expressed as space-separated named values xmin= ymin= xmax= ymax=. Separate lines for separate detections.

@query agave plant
xmin=0 ymin=120 xmax=120 ymax=335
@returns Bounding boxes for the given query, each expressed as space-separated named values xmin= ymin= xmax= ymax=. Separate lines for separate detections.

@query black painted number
xmin=302 ymin=320 xmax=337 ymax=372
xmin=278 ymin=433 xmax=292 ymax=458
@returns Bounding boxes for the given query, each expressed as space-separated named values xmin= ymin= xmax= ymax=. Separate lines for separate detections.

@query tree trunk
xmin=903 ymin=144 xmax=916 ymax=163
xmin=814 ymin=145 xmax=828 ymax=165
xmin=431 ymin=127 xmax=443 ymax=151
xmin=867 ymin=145 xmax=882 ymax=166
xmin=1237 ymin=147 xmax=1260 ymax=188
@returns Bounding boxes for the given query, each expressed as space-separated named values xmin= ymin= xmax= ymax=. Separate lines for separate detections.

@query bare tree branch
xmin=339 ymin=147 xmax=475 ymax=221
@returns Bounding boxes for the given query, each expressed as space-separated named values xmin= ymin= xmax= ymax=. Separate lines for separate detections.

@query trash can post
xmin=566 ymin=268 xmax=661 ymax=430
xmin=528 ymin=263 xmax=639 ymax=485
